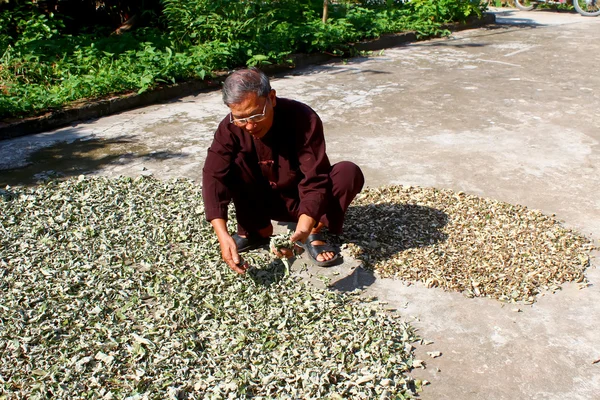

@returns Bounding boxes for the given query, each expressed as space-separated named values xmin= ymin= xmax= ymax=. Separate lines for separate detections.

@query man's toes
xmin=317 ymin=251 xmax=334 ymax=262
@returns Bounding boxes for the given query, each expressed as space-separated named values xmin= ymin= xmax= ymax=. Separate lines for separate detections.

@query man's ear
xmin=269 ymin=89 xmax=277 ymax=107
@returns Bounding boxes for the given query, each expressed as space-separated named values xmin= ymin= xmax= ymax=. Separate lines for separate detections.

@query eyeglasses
xmin=229 ymin=100 xmax=268 ymax=126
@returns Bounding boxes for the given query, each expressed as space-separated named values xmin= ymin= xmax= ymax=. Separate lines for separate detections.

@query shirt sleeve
xmin=202 ymin=119 xmax=237 ymax=221
xmin=295 ymin=108 xmax=331 ymax=221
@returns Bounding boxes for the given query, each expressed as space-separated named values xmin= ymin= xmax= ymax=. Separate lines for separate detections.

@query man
xmin=202 ymin=68 xmax=364 ymax=274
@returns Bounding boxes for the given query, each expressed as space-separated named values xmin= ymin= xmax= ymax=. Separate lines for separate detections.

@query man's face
xmin=228 ymin=90 xmax=277 ymax=140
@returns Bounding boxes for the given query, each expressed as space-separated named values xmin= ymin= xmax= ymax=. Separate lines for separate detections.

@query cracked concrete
xmin=1 ymin=7 xmax=599 ymax=399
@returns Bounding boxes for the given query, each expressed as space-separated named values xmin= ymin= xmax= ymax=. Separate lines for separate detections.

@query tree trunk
xmin=322 ymin=0 xmax=328 ymax=23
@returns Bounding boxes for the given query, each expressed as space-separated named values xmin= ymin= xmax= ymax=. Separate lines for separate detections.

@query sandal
xmin=301 ymin=233 xmax=341 ymax=267
xmin=233 ymin=233 xmax=270 ymax=253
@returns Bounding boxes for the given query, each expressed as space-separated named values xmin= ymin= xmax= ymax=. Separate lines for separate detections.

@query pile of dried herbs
xmin=342 ymin=185 xmax=594 ymax=303
xmin=0 ymin=177 xmax=421 ymax=399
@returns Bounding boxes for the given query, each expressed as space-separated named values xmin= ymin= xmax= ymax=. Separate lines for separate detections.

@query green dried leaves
xmin=1 ymin=176 xmax=421 ymax=399
xmin=269 ymin=230 xmax=297 ymax=255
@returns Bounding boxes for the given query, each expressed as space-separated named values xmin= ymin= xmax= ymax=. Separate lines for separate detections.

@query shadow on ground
xmin=417 ymin=24 xmax=540 ymax=49
xmin=0 ymin=137 xmax=188 ymax=187
xmin=304 ymin=202 xmax=450 ymax=294
xmin=340 ymin=202 xmax=449 ymax=265
xmin=278 ymin=55 xmax=393 ymax=78
xmin=247 ymin=259 xmax=290 ymax=287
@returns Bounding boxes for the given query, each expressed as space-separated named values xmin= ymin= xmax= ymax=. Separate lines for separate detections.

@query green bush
xmin=0 ymin=0 xmax=486 ymax=120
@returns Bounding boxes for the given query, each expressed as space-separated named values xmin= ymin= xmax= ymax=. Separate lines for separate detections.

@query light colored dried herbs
xmin=0 ymin=176 xmax=420 ymax=399
xmin=342 ymin=185 xmax=594 ymax=303
xmin=269 ymin=231 xmax=296 ymax=256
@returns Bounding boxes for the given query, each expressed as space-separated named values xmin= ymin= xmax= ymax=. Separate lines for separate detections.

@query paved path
xmin=1 ymin=7 xmax=599 ymax=399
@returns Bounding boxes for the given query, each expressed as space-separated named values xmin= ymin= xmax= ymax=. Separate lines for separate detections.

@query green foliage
xmin=0 ymin=0 xmax=487 ymax=120
xmin=405 ymin=0 xmax=485 ymax=37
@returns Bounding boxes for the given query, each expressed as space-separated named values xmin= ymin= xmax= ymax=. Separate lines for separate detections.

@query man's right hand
xmin=218 ymin=234 xmax=249 ymax=274
xmin=210 ymin=218 xmax=248 ymax=274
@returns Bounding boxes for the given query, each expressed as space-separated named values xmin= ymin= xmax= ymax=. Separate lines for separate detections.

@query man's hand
xmin=218 ymin=234 xmax=248 ymax=274
xmin=290 ymin=214 xmax=317 ymax=244
xmin=210 ymin=218 xmax=248 ymax=274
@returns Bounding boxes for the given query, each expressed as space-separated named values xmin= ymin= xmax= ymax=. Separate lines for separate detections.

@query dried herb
xmin=0 ymin=176 xmax=421 ymax=399
xmin=342 ymin=185 xmax=594 ymax=303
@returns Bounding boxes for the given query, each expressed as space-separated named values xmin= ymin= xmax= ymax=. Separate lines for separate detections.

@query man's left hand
xmin=290 ymin=214 xmax=317 ymax=244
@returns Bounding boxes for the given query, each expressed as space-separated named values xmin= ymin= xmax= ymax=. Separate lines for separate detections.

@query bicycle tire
xmin=573 ymin=0 xmax=600 ymax=16
xmin=514 ymin=0 xmax=537 ymax=11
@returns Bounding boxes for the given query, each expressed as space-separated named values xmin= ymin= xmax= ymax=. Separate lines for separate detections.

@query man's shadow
xmin=248 ymin=202 xmax=448 ymax=289
xmin=331 ymin=202 xmax=449 ymax=291
xmin=342 ymin=202 xmax=449 ymax=261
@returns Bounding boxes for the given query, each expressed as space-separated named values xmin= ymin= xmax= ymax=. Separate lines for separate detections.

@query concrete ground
xmin=1 ymin=7 xmax=600 ymax=399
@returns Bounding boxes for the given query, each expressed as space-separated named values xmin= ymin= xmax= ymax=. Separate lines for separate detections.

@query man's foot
xmin=301 ymin=232 xmax=341 ymax=267
xmin=233 ymin=233 xmax=270 ymax=252
xmin=234 ymin=225 xmax=273 ymax=253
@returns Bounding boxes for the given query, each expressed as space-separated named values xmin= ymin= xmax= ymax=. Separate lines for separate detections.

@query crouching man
xmin=202 ymin=68 xmax=364 ymax=274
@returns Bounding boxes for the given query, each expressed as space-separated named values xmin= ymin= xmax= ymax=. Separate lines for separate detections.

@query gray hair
xmin=222 ymin=67 xmax=271 ymax=105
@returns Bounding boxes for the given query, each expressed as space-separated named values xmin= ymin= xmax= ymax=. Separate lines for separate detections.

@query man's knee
xmin=331 ymin=161 xmax=364 ymax=194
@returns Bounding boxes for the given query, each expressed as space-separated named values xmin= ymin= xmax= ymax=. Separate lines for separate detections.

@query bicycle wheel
xmin=573 ymin=0 xmax=600 ymax=16
xmin=514 ymin=0 xmax=538 ymax=11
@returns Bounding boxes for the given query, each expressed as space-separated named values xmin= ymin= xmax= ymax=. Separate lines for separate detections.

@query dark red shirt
xmin=202 ymin=97 xmax=331 ymax=222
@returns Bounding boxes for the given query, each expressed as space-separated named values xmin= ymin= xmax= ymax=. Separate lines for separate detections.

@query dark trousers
xmin=232 ymin=161 xmax=364 ymax=236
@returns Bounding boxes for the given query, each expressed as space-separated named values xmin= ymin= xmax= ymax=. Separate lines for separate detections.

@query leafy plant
xmin=0 ymin=0 xmax=487 ymax=120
